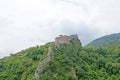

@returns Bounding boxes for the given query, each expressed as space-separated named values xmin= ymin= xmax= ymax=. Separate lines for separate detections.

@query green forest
xmin=0 ymin=34 xmax=120 ymax=80
xmin=87 ymin=33 xmax=120 ymax=47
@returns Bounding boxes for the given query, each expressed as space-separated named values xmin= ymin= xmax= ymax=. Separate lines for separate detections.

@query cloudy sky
xmin=0 ymin=0 xmax=120 ymax=58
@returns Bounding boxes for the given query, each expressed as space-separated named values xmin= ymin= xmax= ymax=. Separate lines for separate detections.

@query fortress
xmin=34 ymin=34 xmax=81 ymax=79
xmin=55 ymin=34 xmax=79 ymax=45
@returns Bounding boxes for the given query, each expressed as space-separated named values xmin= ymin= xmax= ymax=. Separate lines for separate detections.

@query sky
xmin=0 ymin=0 xmax=120 ymax=58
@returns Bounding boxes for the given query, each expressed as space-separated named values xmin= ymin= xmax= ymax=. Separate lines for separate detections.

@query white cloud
xmin=0 ymin=0 xmax=120 ymax=58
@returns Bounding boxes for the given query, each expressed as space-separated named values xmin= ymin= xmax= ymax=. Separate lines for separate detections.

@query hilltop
xmin=0 ymin=34 xmax=120 ymax=80
xmin=87 ymin=33 xmax=120 ymax=47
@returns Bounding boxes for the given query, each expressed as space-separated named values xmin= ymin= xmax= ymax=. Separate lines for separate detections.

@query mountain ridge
xmin=0 ymin=34 xmax=120 ymax=80
xmin=87 ymin=33 xmax=120 ymax=47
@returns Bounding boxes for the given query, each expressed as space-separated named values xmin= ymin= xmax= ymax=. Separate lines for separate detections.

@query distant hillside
xmin=87 ymin=33 xmax=120 ymax=47
xmin=0 ymin=34 xmax=120 ymax=80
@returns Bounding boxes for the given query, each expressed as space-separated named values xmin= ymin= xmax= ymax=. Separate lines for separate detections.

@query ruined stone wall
xmin=34 ymin=34 xmax=81 ymax=79
xmin=55 ymin=34 xmax=79 ymax=45
xmin=34 ymin=46 xmax=53 ymax=79
xmin=55 ymin=35 xmax=69 ymax=45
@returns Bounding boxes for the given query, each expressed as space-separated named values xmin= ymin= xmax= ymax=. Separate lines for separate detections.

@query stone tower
xmin=55 ymin=34 xmax=81 ymax=46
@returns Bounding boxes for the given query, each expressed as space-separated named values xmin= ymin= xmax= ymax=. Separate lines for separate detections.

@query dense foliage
xmin=0 ymin=36 xmax=120 ymax=80
xmin=39 ymin=41 xmax=120 ymax=80
xmin=0 ymin=43 xmax=52 ymax=80
xmin=87 ymin=33 xmax=120 ymax=46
